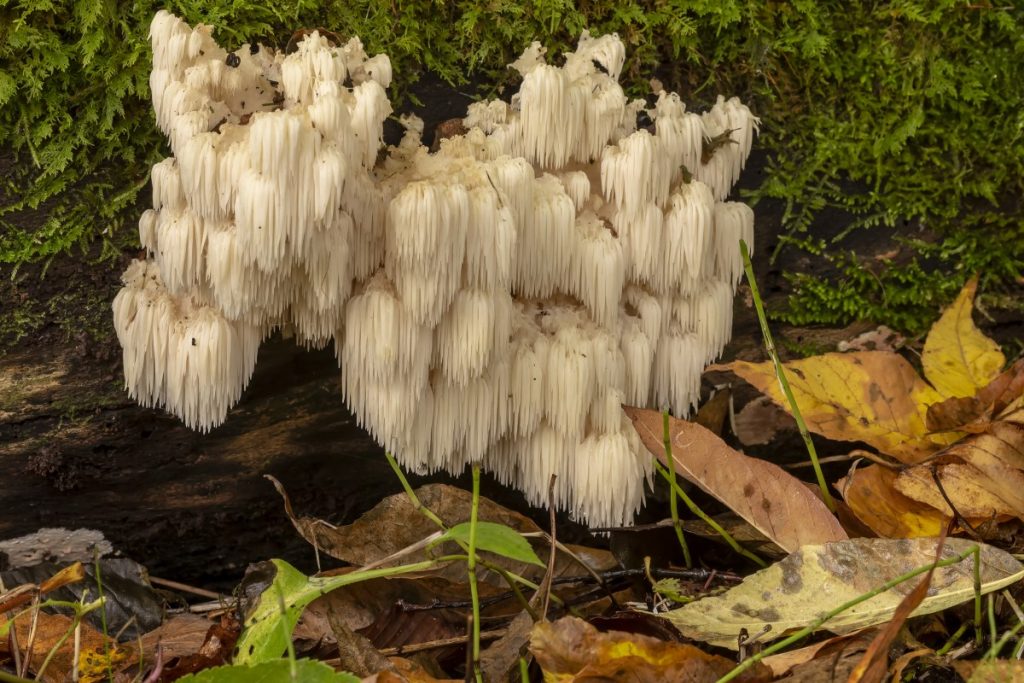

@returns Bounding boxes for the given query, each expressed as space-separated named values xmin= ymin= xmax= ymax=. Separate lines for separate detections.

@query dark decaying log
xmin=0 ymin=335 xmax=400 ymax=585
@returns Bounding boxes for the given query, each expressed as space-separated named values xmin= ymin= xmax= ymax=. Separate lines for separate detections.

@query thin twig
xmin=149 ymin=576 xmax=224 ymax=601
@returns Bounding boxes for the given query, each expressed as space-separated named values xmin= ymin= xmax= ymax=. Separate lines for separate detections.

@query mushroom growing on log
xmin=113 ymin=11 xmax=757 ymax=528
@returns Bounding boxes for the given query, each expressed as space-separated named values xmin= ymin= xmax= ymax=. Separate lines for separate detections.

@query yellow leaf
xmin=922 ymin=276 xmax=1005 ymax=398
xmin=664 ymin=538 xmax=1024 ymax=650
xmin=837 ymin=465 xmax=949 ymax=538
xmin=530 ymin=616 xmax=773 ymax=682
xmin=718 ymin=351 xmax=955 ymax=464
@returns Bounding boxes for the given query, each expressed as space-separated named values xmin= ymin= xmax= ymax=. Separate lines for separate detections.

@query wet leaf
xmin=922 ymin=276 xmax=1005 ymax=399
xmin=529 ymin=616 xmax=772 ymax=682
xmin=837 ymin=464 xmax=949 ymax=538
xmin=663 ymin=537 xmax=1024 ymax=649
xmin=625 ymin=407 xmax=847 ymax=552
xmin=176 ymin=659 xmax=360 ymax=682
xmin=436 ymin=521 xmax=544 ymax=567
xmin=715 ymin=352 xmax=955 ymax=463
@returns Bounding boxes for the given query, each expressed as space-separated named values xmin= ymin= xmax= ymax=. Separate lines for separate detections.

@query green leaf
xmin=176 ymin=659 xmax=360 ymax=682
xmin=439 ymin=521 xmax=544 ymax=567
xmin=234 ymin=558 xmax=435 ymax=666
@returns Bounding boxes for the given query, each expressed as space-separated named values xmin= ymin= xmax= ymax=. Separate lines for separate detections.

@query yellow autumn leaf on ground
xmin=837 ymin=464 xmax=949 ymax=538
xmin=718 ymin=352 xmax=954 ymax=464
xmin=529 ymin=616 xmax=772 ymax=682
xmin=664 ymin=538 xmax=1024 ymax=650
xmin=922 ymin=276 xmax=1005 ymax=399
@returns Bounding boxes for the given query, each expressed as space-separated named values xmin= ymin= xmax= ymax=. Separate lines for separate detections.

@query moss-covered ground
xmin=1 ymin=0 xmax=1022 ymax=338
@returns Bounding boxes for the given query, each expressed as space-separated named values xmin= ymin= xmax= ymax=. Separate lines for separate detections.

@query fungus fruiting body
xmin=114 ymin=12 xmax=758 ymax=527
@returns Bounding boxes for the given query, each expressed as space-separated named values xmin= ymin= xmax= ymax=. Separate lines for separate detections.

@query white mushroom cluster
xmin=114 ymin=12 xmax=758 ymax=527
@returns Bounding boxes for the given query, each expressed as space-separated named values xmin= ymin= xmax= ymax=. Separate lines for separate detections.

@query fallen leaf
xmin=663 ymin=537 xmax=1024 ymax=649
xmin=760 ymin=630 xmax=873 ymax=678
xmin=777 ymin=630 xmax=875 ymax=683
xmin=715 ymin=351 xmax=956 ymax=463
xmin=951 ymin=659 xmax=1024 ymax=682
xmin=0 ymin=610 xmax=132 ymax=683
xmin=894 ymin=463 xmax=1021 ymax=520
xmin=693 ymin=388 xmax=731 ymax=435
xmin=837 ymin=464 xmax=949 ymax=538
xmin=529 ymin=616 xmax=772 ymax=682
xmin=732 ymin=396 xmax=796 ymax=446
xmin=268 ymin=480 xmax=570 ymax=588
xmin=837 ymin=325 xmax=904 ymax=353
xmin=624 ymin=407 xmax=848 ymax=553
xmin=479 ymin=610 xmax=533 ymax=683
xmin=846 ymin=533 xmax=946 ymax=682
xmin=922 ymin=276 xmax=1005 ymax=399
xmin=926 ymin=358 xmax=1024 ymax=434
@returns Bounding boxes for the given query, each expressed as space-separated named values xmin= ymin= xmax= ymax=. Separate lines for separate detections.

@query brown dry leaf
xmin=0 ymin=610 xmax=132 ymax=683
xmin=837 ymin=325 xmax=905 ymax=353
xmin=693 ymin=387 xmax=731 ymax=435
xmin=270 ymin=478 xmax=618 ymax=592
xmin=894 ymin=462 xmax=1021 ymax=520
xmin=137 ymin=613 xmax=215 ymax=665
xmin=837 ymin=464 xmax=949 ymax=538
xmin=361 ymin=657 xmax=460 ymax=682
xmin=733 ymin=396 xmax=796 ymax=446
xmin=951 ymin=659 xmax=1024 ymax=682
xmin=926 ymin=358 xmax=1024 ymax=433
xmin=776 ymin=630 xmax=876 ymax=682
xmin=479 ymin=610 xmax=534 ymax=683
xmin=624 ymin=406 xmax=847 ymax=553
xmin=760 ymin=630 xmax=874 ymax=678
xmin=846 ymin=534 xmax=946 ymax=682
xmin=922 ymin=276 xmax=1005 ymax=399
xmin=716 ymin=351 xmax=956 ymax=463
xmin=664 ymin=538 xmax=1024 ymax=649
xmin=529 ymin=616 xmax=773 ymax=682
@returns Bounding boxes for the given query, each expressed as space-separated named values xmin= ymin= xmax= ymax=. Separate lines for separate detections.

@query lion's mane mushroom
xmin=115 ymin=12 xmax=757 ymax=527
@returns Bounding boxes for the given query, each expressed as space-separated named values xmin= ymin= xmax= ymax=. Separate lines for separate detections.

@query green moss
xmin=2 ymin=0 xmax=1022 ymax=332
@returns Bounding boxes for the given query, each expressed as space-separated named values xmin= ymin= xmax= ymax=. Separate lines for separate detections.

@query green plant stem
xmin=935 ymin=621 xmax=970 ymax=656
xmin=385 ymin=452 xmax=549 ymax=611
xmin=661 ymin=411 xmax=692 ymax=568
xmin=467 ymin=465 xmax=483 ymax=683
xmin=33 ymin=598 xmax=103 ymax=682
xmin=718 ymin=544 xmax=980 ymax=683
xmin=384 ymin=451 xmax=447 ymax=530
xmin=985 ymin=618 xmax=1024 ymax=660
xmin=988 ymin=593 xmax=997 ymax=647
xmin=653 ymin=458 xmax=767 ymax=568
xmin=0 ymin=671 xmax=33 ymax=683
xmin=740 ymin=239 xmax=836 ymax=512
xmin=976 ymin=547 xmax=984 ymax=647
